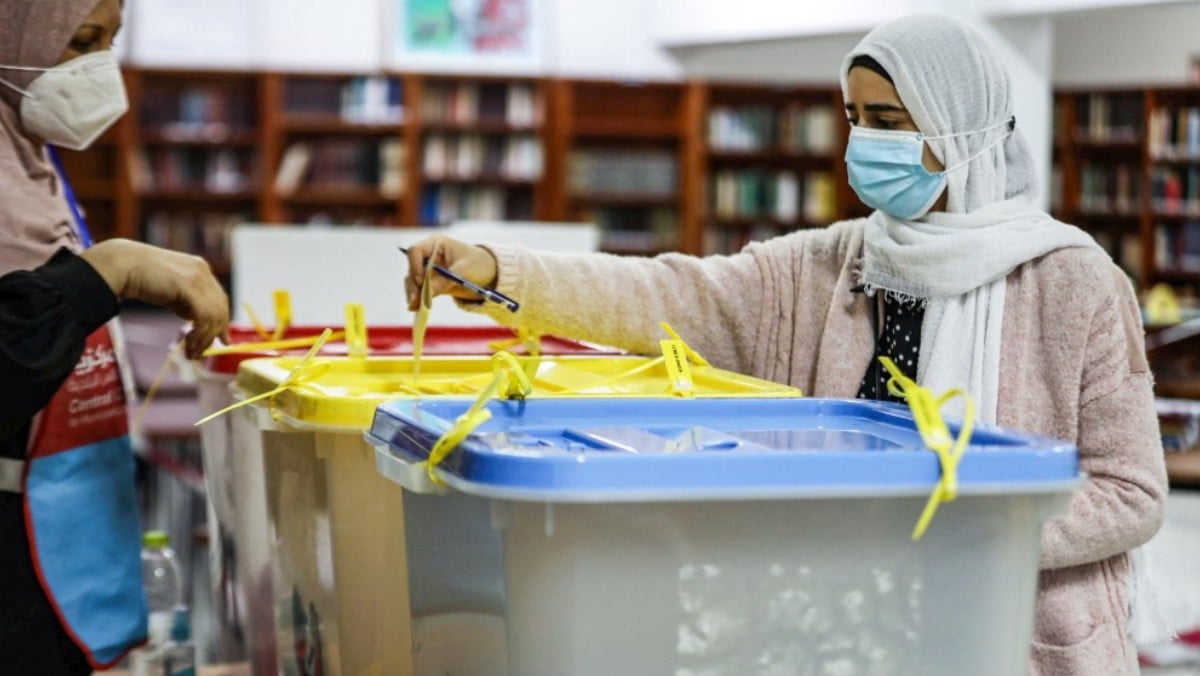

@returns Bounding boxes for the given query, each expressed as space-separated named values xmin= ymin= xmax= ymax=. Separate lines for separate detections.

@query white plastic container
xmin=197 ymin=327 xmax=621 ymax=675
xmin=368 ymin=397 xmax=1080 ymax=676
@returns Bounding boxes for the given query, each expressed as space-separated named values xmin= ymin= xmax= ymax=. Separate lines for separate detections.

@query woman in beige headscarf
xmin=0 ymin=1 xmax=228 ymax=672
xmin=403 ymin=14 xmax=1166 ymax=676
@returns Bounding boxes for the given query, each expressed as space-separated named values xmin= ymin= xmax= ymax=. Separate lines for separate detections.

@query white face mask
xmin=0 ymin=51 xmax=129 ymax=151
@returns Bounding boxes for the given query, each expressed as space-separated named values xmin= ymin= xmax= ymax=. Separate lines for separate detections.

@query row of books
xmin=275 ymin=140 xmax=404 ymax=196
xmin=707 ymin=104 xmax=837 ymax=154
xmin=129 ymin=148 xmax=256 ymax=194
xmin=283 ymin=76 xmax=404 ymax=125
xmin=711 ymin=169 xmax=836 ymax=224
xmin=1150 ymin=166 xmax=1200 ymax=216
xmin=141 ymin=210 xmax=245 ymax=262
xmin=421 ymin=82 xmax=540 ymax=127
xmin=704 ymin=224 xmax=794 ymax=255
xmin=1078 ymin=163 xmax=1142 ymax=215
xmin=586 ymin=207 xmax=678 ymax=254
xmin=1090 ymin=231 xmax=1143 ymax=279
xmin=141 ymin=85 xmax=256 ymax=140
xmin=569 ymin=150 xmax=678 ymax=198
xmin=1157 ymin=398 xmax=1200 ymax=453
xmin=1155 ymin=220 xmax=1200 ymax=272
xmin=423 ymin=134 xmax=543 ymax=181
xmin=1072 ymin=93 xmax=1143 ymax=142
xmin=418 ymin=185 xmax=534 ymax=225
xmin=1148 ymin=107 xmax=1200 ymax=160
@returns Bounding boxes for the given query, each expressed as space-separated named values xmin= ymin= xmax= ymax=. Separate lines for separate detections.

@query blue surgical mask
xmin=845 ymin=119 xmax=1013 ymax=220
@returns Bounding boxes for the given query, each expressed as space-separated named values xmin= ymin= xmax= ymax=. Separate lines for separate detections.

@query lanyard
xmin=47 ymin=146 xmax=94 ymax=249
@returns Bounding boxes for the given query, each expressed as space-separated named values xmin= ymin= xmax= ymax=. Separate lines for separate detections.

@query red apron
xmin=23 ymin=325 xmax=147 ymax=669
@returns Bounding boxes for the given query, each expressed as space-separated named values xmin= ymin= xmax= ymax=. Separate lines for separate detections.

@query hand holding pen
xmin=401 ymin=238 xmax=519 ymax=313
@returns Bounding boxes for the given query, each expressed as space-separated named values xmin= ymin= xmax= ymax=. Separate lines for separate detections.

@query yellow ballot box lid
xmin=233 ymin=354 xmax=802 ymax=430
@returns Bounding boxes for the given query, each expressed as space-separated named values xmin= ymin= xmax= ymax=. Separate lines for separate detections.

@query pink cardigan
xmin=474 ymin=218 xmax=1168 ymax=675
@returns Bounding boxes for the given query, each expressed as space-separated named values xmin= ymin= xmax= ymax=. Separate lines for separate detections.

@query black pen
xmin=400 ymin=246 xmax=520 ymax=313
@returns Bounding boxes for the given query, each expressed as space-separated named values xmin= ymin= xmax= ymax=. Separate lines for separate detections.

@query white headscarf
xmin=841 ymin=14 xmax=1101 ymax=424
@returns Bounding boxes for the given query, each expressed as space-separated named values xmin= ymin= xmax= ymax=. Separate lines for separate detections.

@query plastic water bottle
xmin=162 ymin=605 xmax=196 ymax=676
xmin=130 ymin=530 xmax=185 ymax=675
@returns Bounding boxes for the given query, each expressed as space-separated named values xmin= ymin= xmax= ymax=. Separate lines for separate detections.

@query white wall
xmin=123 ymin=0 xmax=1200 ymax=86
xmin=1053 ymin=1 xmax=1200 ymax=85
xmin=124 ymin=0 xmax=681 ymax=78
xmin=654 ymin=0 xmax=912 ymax=47
xmin=667 ymin=32 xmax=866 ymax=83
xmin=546 ymin=0 xmax=680 ymax=78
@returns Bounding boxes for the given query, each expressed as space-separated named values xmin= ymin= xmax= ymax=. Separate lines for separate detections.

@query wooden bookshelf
xmin=61 ymin=67 xmax=894 ymax=276
xmin=415 ymin=74 xmax=548 ymax=226
xmin=550 ymin=79 xmax=699 ymax=255
xmin=1054 ymin=86 xmax=1200 ymax=296
xmin=53 ymin=117 xmax=134 ymax=244
xmin=264 ymin=72 xmax=408 ymax=227
xmin=700 ymin=83 xmax=855 ymax=254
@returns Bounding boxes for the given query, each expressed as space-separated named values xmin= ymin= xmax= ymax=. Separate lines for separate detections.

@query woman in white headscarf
xmin=403 ymin=14 xmax=1164 ymax=676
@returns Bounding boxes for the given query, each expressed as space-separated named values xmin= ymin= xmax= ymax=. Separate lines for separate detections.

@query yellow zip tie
xmin=493 ymin=350 xmax=533 ymax=400
xmin=877 ymin=356 xmax=975 ymax=541
xmin=131 ymin=339 xmax=186 ymax=435
xmin=551 ymin=357 xmax=665 ymax=395
xmin=242 ymin=301 xmax=270 ymax=339
xmin=194 ymin=328 xmax=334 ymax=426
xmin=488 ymin=327 xmax=543 ymax=357
xmin=271 ymin=290 xmax=292 ymax=341
xmin=660 ymin=322 xmax=710 ymax=367
xmin=488 ymin=327 xmax=544 ymax=379
xmin=660 ymin=339 xmax=694 ymax=397
xmin=345 ymin=303 xmax=367 ymax=358
xmin=201 ymin=331 xmax=346 ymax=357
xmin=412 ymin=243 xmax=439 ymax=382
xmin=424 ymin=351 xmax=533 ymax=485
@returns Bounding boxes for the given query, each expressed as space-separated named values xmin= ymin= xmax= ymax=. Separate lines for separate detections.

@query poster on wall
xmin=389 ymin=0 xmax=546 ymax=73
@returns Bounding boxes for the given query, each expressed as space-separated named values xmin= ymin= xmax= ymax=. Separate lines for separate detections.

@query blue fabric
xmin=844 ymin=126 xmax=947 ymax=219
xmin=47 ymin=146 xmax=94 ymax=248
xmin=26 ymin=436 xmax=147 ymax=665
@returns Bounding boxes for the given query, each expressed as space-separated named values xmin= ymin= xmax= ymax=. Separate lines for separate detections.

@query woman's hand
xmin=403 ymin=235 xmax=499 ymax=311
xmin=80 ymin=239 xmax=229 ymax=359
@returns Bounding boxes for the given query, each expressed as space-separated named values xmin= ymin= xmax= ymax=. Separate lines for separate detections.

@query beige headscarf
xmin=0 ymin=0 xmax=100 ymax=274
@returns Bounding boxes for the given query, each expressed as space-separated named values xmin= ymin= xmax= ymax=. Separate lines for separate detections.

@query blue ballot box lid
xmin=366 ymin=398 xmax=1079 ymax=502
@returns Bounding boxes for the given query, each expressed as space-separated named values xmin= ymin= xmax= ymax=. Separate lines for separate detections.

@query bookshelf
xmin=1147 ymin=87 xmax=1200 ymax=290
xmin=550 ymin=80 xmax=701 ymax=255
xmin=265 ymin=73 xmax=408 ymax=227
xmin=126 ymin=69 xmax=265 ymax=277
xmin=54 ymin=116 xmax=135 ymax=244
xmin=700 ymin=83 xmax=849 ymax=255
xmin=63 ymin=67 xmax=891 ymax=273
xmin=1054 ymin=87 xmax=1200 ymax=296
xmin=415 ymin=75 xmax=547 ymax=226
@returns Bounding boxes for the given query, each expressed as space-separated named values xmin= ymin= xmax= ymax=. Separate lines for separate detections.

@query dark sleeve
xmin=0 ymin=248 xmax=119 ymax=442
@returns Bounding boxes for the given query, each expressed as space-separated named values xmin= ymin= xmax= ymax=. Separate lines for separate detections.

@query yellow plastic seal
xmin=271 ymin=289 xmax=292 ymax=341
xmin=423 ymin=350 xmax=533 ymax=485
xmin=411 ymin=243 xmax=439 ymax=382
xmin=194 ymin=328 xmax=334 ymax=426
xmin=660 ymin=339 xmax=695 ymax=397
xmin=877 ymin=356 xmax=975 ymax=541
xmin=132 ymin=338 xmax=186 ymax=435
xmin=242 ymin=301 xmax=270 ymax=340
xmin=660 ymin=321 xmax=710 ymax=367
xmin=345 ymin=303 xmax=367 ymax=358
xmin=202 ymin=331 xmax=346 ymax=357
